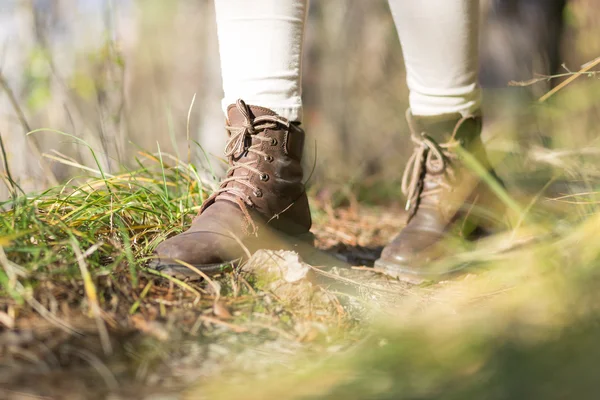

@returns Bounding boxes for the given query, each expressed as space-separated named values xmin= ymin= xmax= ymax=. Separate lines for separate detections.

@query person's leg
xmin=152 ymin=0 xmax=312 ymax=278
xmin=376 ymin=0 xmax=503 ymax=282
xmin=215 ymin=0 xmax=307 ymax=122
xmin=388 ymin=0 xmax=480 ymax=118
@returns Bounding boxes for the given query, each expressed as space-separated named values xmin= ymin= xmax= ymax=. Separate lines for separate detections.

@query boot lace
xmin=401 ymin=110 xmax=471 ymax=219
xmin=200 ymin=99 xmax=289 ymax=232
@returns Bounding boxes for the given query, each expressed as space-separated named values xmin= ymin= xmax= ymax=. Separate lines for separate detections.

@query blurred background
xmin=1 ymin=0 xmax=600 ymax=202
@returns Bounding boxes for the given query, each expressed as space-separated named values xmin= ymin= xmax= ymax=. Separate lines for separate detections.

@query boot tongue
xmin=226 ymin=103 xmax=278 ymax=127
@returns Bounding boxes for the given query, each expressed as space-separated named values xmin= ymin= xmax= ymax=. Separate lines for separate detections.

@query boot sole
xmin=149 ymin=231 xmax=315 ymax=281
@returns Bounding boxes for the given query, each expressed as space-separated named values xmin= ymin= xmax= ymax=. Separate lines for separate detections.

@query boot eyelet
xmin=264 ymin=155 xmax=274 ymax=162
xmin=253 ymin=189 xmax=263 ymax=198
xmin=270 ymin=138 xmax=278 ymax=146
xmin=260 ymin=173 xmax=269 ymax=182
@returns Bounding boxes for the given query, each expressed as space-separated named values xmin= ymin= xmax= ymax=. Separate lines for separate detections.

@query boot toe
xmin=151 ymin=231 xmax=246 ymax=278
xmin=375 ymin=230 xmax=449 ymax=282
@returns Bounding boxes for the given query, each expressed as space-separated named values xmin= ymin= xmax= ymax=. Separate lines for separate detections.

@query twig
xmin=509 ymin=71 xmax=598 ymax=87
xmin=538 ymin=56 xmax=600 ymax=103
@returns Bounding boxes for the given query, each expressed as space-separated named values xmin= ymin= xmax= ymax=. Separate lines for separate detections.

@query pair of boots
xmin=152 ymin=99 xmax=502 ymax=283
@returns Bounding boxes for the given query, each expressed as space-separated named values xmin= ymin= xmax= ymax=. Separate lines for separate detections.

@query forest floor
xmin=0 ymin=195 xmax=424 ymax=399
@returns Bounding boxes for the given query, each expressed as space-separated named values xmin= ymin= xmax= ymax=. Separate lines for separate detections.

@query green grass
xmin=0 ymin=142 xmax=212 ymax=303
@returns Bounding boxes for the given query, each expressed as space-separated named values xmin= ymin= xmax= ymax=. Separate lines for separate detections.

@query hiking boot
xmin=374 ymin=109 xmax=504 ymax=283
xmin=151 ymin=99 xmax=312 ymax=279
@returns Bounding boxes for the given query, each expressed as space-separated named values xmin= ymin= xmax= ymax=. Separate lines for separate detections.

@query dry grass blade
xmin=129 ymin=280 xmax=154 ymax=315
xmin=0 ymin=71 xmax=58 ymax=186
xmin=71 ymin=239 xmax=112 ymax=355
xmin=308 ymin=264 xmax=408 ymax=295
xmin=0 ymin=247 xmax=81 ymax=335
xmin=43 ymin=152 xmax=116 ymax=178
xmin=145 ymin=268 xmax=201 ymax=298
xmin=173 ymin=258 xmax=221 ymax=299
xmin=226 ymin=229 xmax=252 ymax=260
xmin=186 ymin=92 xmax=197 ymax=166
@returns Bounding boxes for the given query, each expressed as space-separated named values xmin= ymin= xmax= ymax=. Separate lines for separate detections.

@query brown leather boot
xmin=374 ymin=110 xmax=504 ymax=283
xmin=151 ymin=99 xmax=312 ymax=279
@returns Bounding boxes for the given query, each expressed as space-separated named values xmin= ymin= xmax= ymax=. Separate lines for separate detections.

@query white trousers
xmin=214 ymin=0 xmax=480 ymax=122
